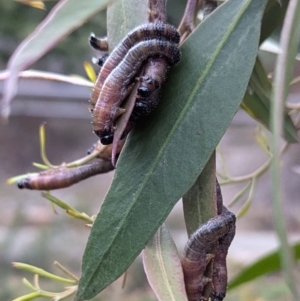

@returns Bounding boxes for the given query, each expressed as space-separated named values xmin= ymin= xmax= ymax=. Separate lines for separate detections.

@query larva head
xmin=100 ymin=134 xmax=114 ymax=145
xmin=137 ymin=86 xmax=152 ymax=98
xmin=17 ymin=178 xmax=30 ymax=189
xmin=93 ymin=128 xmax=114 ymax=145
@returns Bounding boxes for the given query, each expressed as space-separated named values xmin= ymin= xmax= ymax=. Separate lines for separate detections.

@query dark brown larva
xmin=89 ymin=22 xmax=180 ymax=108
xmin=182 ymin=209 xmax=235 ymax=301
xmin=92 ymin=39 xmax=180 ymax=144
xmin=17 ymin=160 xmax=113 ymax=190
xmin=211 ymin=209 xmax=236 ymax=301
xmin=129 ymin=58 xmax=168 ymax=123
xmin=182 ymin=180 xmax=236 ymax=301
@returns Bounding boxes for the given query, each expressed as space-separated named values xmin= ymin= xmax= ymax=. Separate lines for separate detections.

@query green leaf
xmin=260 ymin=0 xmax=290 ymax=43
xmin=107 ymin=0 xmax=148 ymax=49
xmin=242 ymin=0 xmax=298 ymax=144
xmin=182 ymin=152 xmax=216 ymax=237
xmin=228 ymin=242 xmax=300 ymax=290
xmin=76 ymin=0 xmax=268 ymax=299
xmin=143 ymin=224 xmax=188 ymax=301
xmin=1 ymin=0 xmax=110 ymax=119
xmin=241 ymin=58 xmax=298 ymax=143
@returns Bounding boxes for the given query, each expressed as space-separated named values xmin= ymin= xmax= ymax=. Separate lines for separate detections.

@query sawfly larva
xmin=89 ymin=22 xmax=180 ymax=108
xmin=130 ymin=57 xmax=169 ymax=122
xmin=92 ymin=39 xmax=180 ymax=144
xmin=17 ymin=160 xmax=113 ymax=190
xmin=182 ymin=181 xmax=236 ymax=301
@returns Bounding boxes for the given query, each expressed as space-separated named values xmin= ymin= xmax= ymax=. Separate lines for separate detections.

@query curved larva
xmin=17 ymin=160 xmax=113 ymax=190
xmin=90 ymin=22 xmax=180 ymax=108
xmin=129 ymin=57 xmax=168 ymax=123
xmin=211 ymin=208 xmax=236 ymax=301
xmin=181 ymin=208 xmax=236 ymax=301
xmin=92 ymin=39 xmax=181 ymax=143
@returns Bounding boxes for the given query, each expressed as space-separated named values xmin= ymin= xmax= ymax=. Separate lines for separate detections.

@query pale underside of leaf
xmin=143 ymin=224 xmax=188 ymax=301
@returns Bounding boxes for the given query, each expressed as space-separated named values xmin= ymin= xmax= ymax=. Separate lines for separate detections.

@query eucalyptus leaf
xmin=76 ymin=0 xmax=268 ymax=299
xmin=260 ymin=0 xmax=289 ymax=43
xmin=228 ymin=242 xmax=300 ymax=290
xmin=242 ymin=0 xmax=298 ymax=144
xmin=1 ymin=0 xmax=110 ymax=119
xmin=242 ymin=58 xmax=298 ymax=143
xmin=107 ymin=0 xmax=148 ymax=50
xmin=143 ymin=224 xmax=188 ymax=301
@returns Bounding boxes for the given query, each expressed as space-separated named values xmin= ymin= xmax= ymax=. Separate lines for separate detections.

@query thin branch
xmin=271 ymin=0 xmax=300 ymax=298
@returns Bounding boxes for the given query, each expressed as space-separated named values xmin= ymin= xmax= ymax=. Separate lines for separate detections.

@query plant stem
xmin=271 ymin=0 xmax=300 ymax=298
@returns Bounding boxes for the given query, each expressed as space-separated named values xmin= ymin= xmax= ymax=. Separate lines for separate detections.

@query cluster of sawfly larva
xmin=17 ymin=21 xmax=236 ymax=301
xmin=89 ymin=22 xmax=181 ymax=145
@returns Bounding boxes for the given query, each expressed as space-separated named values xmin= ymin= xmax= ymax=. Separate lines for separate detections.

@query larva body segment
xmin=92 ymin=39 xmax=181 ymax=144
xmin=182 ymin=210 xmax=235 ymax=301
xmin=211 ymin=208 xmax=236 ymax=301
xmin=17 ymin=160 xmax=113 ymax=190
xmin=90 ymin=23 xmax=180 ymax=108
xmin=138 ymin=57 xmax=168 ymax=97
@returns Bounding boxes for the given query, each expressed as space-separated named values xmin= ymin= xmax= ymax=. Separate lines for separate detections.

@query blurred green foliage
xmin=0 ymin=1 xmax=107 ymax=74
xmin=0 ymin=0 xmax=187 ymax=74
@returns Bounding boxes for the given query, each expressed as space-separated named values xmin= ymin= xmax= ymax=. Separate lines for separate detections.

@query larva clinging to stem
xmin=17 ymin=160 xmax=113 ymax=190
xmin=92 ymin=39 xmax=181 ymax=144
xmin=181 ymin=181 xmax=236 ymax=301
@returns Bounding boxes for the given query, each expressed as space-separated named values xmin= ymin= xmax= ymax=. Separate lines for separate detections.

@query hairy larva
xmin=17 ymin=160 xmax=113 ymax=190
xmin=182 ymin=181 xmax=236 ymax=301
xmin=92 ymin=39 xmax=180 ymax=144
xmin=89 ymin=22 xmax=180 ymax=108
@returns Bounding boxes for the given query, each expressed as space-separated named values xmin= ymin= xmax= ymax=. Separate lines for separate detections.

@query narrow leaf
xmin=182 ymin=152 xmax=216 ymax=237
xmin=106 ymin=0 xmax=148 ymax=50
xmin=1 ymin=0 xmax=110 ymax=119
xmin=242 ymin=58 xmax=298 ymax=143
xmin=143 ymin=224 xmax=188 ymax=301
xmin=76 ymin=0 xmax=268 ymax=299
xmin=228 ymin=242 xmax=300 ymax=290
xmin=16 ymin=0 xmax=46 ymax=10
xmin=0 ymin=70 xmax=93 ymax=87
xmin=260 ymin=0 xmax=289 ymax=43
